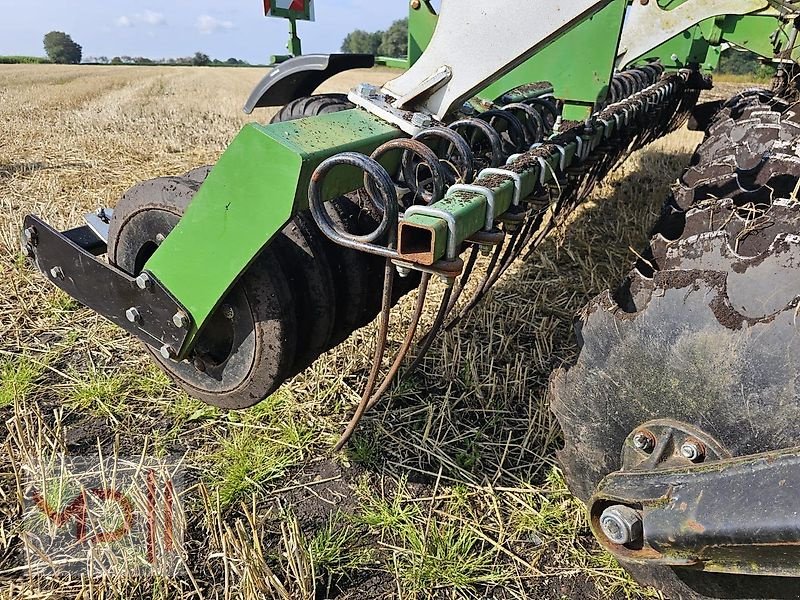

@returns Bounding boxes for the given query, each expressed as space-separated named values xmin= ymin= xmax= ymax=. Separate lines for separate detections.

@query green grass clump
xmin=0 ymin=354 xmax=45 ymax=406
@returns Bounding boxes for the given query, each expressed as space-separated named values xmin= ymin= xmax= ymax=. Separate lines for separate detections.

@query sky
xmin=0 ymin=1 xmax=408 ymax=63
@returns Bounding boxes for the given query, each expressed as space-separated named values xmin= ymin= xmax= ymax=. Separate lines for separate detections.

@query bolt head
xmin=159 ymin=345 xmax=177 ymax=360
xmin=155 ymin=233 xmax=166 ymax=244
xmin=355 ymin=83 xmax=377 ymax=98
xmin=50 ymin=266 xmax=64 ymax=280
xmin=125 ymin=307 xmax=141 ymax=323
xmin=22 ymin=227 xmax=37 ymax=246
xmin=192 ymin=357 xmax=207 ymax=372
xmin=410 ymin=0 xmax=421 ymax=8
xmin=21 ymin=244 xmax=34 ymax=258
xmin=680 ymin=441 xmax=704 ymax=463
xmin=395 ymin=265 xmax=412 ymax=278
xmin=599 ymin=505 xmax=643 ymax=545
xmin=411 ymin=112 xmax=433 ymax=128
xmin=479 ymin=244 xmax=492 ymax=257
xmin=172 ymin=311 xmax=190 ymax=329
xmin=135 ymin=273 xmax=153 ymax=290
xmin=221 ymin=304 xmax=235 ymax=320
xmin=632 ymin=430 xmax=655 ymax=453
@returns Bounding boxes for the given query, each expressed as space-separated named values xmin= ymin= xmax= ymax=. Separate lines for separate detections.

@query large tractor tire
xmin=550 ymin=98 xmax=800 ymax=599
xmin=269 ymin=93 xmax=354 ymax=124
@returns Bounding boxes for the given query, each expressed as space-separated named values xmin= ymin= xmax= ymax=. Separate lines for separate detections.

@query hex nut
xmin=680 ymin=440 xmax=705 ymax=463
xmin=172 ymin=311 xmax=190 ymax=328
xmin=125 ymin=307 xmax=141 ymax=323
xmin=599 ymin=505 xmax=643 ymax=545
xmin=221 ymin=304 xmax=235 ymax=320
xmin=395 ymin=265 xmax=412 ymax=278
xmin=136 ymin=273 xmax=153 ymax=290
xmin=632 ymin=430 xmax=655 ymax=453
xmin=355 ymin=83 xmax=377 ymax=98
xmin=159 ymin=345 xmax=177 ymax=360
xmin=50 ymin=266 xmax=64 ymax=280
xmin=22 ymin=227 xmax=37 ymax=246
xmin=411 ymin=112 xmax=433 ymax=128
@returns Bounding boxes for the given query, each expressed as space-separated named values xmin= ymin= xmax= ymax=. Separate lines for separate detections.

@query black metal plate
xmin=23 ymin=214 xmax=190 ymax=353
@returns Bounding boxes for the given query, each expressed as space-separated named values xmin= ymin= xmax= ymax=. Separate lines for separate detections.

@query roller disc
xmin=107 ymin=176 xmax=298 ymax=409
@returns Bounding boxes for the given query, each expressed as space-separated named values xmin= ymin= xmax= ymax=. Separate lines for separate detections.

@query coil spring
xmin=304 ymin=64 xmax=700 ymax=447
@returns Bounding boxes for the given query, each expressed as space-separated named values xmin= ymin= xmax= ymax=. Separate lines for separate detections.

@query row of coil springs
xmin=301 ymin=63 xmax=701 ymax=448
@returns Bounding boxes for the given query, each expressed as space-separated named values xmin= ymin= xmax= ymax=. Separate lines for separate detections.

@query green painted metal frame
xmin=144 ymin=110 xmax=402 ymax=354
xmin=142 ymin=0 xmax=795 ymax=359
xmin=477 ymin=0 xmax=629 ymax=121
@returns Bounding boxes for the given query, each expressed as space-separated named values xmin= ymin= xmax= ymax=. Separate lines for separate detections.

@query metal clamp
xmin=552 ymin=144 xmax=567 ymax=171
xmin=404 ymin=204 xmax=459 ymax=260
xmin=449 ymin=183 xmax=497 ymax=231
xmin=479 ymin=168 xmax=523 ymax=206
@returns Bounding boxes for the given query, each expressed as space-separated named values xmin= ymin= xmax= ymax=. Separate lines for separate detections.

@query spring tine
xmin=476 ymin=108 xmax=529 ymax=155
xmin=370 ymin=138 xmax=447 ymax=207
xmin=445 ymin=244 xmax=480 ymax=313
xmin=401 ymin=282 xmax=454 ymax=381
xmin=445 ymin=239 xmax=505 ymax=331
xmin=364 ymin=272 xmax=432 ymax=412
xmin=333 ymin=258 xmax=395 ymax=452
xmin=413 ymin=125 xmax=477 ymax=185
xmin=449 ymin=117 xmax=506 ymax=168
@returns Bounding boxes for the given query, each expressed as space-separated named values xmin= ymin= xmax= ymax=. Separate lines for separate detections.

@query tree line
xmin=341 ymin=19 xmax=408 ymax=57
xmin=20 ymin=31 xmax=251 ymax=66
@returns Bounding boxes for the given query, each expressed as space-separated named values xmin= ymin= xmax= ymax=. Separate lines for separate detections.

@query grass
xmin=0 ymin=63 xmax=713 ymax=599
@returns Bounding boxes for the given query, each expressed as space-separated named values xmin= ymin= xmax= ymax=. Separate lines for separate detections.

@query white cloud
xmin=115 ymin=10 xmax=165 ymax=28
xmin=141 ymin=10 xmax=166 ymax=26
xmin=196 ymin=15 xmax=234 ymax=34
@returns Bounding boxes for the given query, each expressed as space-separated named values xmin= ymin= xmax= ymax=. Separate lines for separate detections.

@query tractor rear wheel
xmin=550 ymin=99 xmax=800 ymax=599
xmin=269 ymin=93 xmax=353 ymax=123
xmin=107 ymin=176 xmax=298 ymax=409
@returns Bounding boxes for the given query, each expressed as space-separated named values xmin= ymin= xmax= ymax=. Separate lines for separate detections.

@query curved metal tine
xmin=413 ymin=126 xmax=476 ymax=185
xmin=365 ymin=273 xmax=431 ymax=412
xmin=333 ymin=258 xmax=395 ymax=452
xmin=445 ymin=244 xmax=479 ymax=313
xmin=477 ymin=109 xmax=528 ymax=156
xmin=502 ymin=102 xmax=545 ymax=145
xmin=402 ymin=283 xmax=454 ymax=381
xmin=444 ymin=239 xmax=505 ymax=331
xmin=370 ymin=138 xmax=447 ymax=207
xmin=309 ymin=152 xmax=400 ymax=258
xmin=449 ymin=118 xmax=505 ymax=169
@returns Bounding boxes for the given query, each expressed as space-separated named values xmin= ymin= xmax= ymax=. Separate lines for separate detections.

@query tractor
xmin=20 ymin=1 xmax=800 ymax=597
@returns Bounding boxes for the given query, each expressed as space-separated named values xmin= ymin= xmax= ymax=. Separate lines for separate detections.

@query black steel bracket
xmin=589 ymin=420 xmax=800 ymax=578
xmin=22 ymin=214 xmax=191 ymax=356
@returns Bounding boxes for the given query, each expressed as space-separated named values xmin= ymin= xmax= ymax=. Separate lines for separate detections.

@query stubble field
xmin=0 ymin=64 xmax=705 ymax=599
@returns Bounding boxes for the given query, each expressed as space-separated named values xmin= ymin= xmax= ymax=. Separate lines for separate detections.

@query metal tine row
xmin=310 ymin=65 xmax=694 ymax=446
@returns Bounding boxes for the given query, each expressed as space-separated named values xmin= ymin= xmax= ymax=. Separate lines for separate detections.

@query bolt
xmin=410 ymin=0 xmax=421 ymax=8
xmin=479 ymin=244 xmax=492 ymax=257
xmin=632 ymin=430 xmax=655 ymax=453
xmin=640 ymin=0 xmax=649 ymax=4
xmin=135 ymin=273 xmax=153 ymax=290
xmin=22 ymin=227 xmax=37 ymax=246
xmin=172 ymin=311 xmax=190 ymax=329
xmin=355 ymin=83 xmax=377 ymax=98
xmin=159 ymin=345 xmax=177 ymax=360
xmin=21 ymin=244 xmax=34 ymax=258
xmin=221 ymin=304 xmax=235 ymax=320
xmin=461 ymin=103 xmax=476 ymax=116
xmin=125 ymin=307 xmax=141 ymax=324
xmin=50 ymin=266 xmax=64 ymax=280
xmin=680 ymin=440 xmax=705 ymax=463
xmin=411 ymin=112 xmax=433 ymax=128
xmin=193 ymin=357 xmax=207 ymax=372
xmin=396 ymin=265 xmax=412 ymax=278
xmin=155 ymin=233 xmax=166 ymax=244
xmin=671 ymin=53 xmax=680 ymax=62
xmin=599 ymin=505 xmax=643 ymax=545
xmin=96 ymin=207 xmax=107 ymax=220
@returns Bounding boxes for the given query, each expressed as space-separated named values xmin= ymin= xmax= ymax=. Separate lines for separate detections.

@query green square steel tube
xmin=144 ymin=109 xmax=402 ymax=354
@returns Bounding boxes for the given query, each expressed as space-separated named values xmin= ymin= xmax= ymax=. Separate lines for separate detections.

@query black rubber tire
xmin=107 ymin=176 xmax=298 ymax=409
xmin=269 ymin=93 xmax=354 ymax=124
xmin=551 ymin=96 xmax=800 ymax=599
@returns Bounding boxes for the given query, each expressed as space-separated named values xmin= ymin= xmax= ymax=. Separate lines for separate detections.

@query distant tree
xmin=341 ymin=30 xmax=383 ymax=54
xmin=110 ymin=56 xmax=123 ymax=65
xmin=225 ymin=57 xmax=247 ymax=65
xmin=378 ymin=19 xmax=408 ymax=57
xmin=43 ymin=31 xmax=82 ymax=64
xmin=718 ymin=48 xmax=776 ymax=79
xmin=192 ymin=51 xmax=211 ymax=66
xmin=97 ymin=56 xmax=109 ymax=64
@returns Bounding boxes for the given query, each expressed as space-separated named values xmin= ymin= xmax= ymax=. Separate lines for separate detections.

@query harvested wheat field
xmin=0 ymin=64 xmax=708 ymax=599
